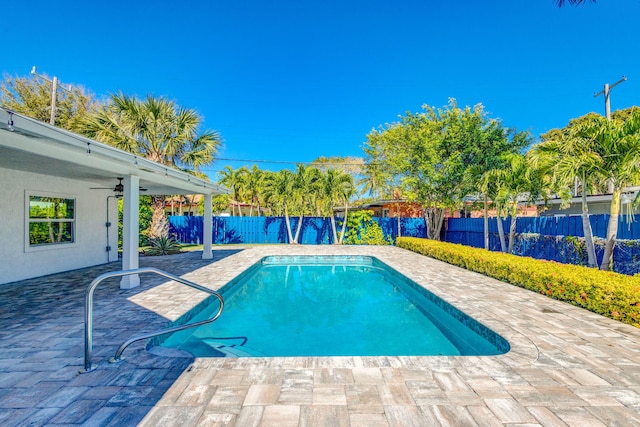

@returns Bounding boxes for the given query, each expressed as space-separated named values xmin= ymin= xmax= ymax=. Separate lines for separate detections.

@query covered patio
xmin=1 ymin=245 xmax=640 ymax=426
xmin=0 ymin=107 xmax=226 ymax=287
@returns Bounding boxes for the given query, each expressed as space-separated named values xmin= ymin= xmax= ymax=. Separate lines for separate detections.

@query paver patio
xmin=1 ymin=245 xmax=640 ymax=426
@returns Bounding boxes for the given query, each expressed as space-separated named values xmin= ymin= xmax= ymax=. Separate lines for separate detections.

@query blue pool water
xmin=157 ymin=255 xmax=510 ymax=357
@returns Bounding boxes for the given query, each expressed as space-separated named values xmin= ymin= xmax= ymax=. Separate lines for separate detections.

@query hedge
xmin=396 ymin=237 xmax=640 ymax=328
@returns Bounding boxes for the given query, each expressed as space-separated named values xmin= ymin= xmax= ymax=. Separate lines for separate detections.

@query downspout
xmin=106 ymin=195 xmax=122 ymax=263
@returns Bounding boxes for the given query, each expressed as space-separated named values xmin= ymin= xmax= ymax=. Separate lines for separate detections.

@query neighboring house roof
xmin=0 ymin=107 xmax=229 ymax=196
xmin=541 ymin=186 xmax=640 ymax=207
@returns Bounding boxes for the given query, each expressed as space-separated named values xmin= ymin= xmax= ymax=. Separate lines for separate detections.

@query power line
xmin=206 ymin=156 xmax=373 ymax=168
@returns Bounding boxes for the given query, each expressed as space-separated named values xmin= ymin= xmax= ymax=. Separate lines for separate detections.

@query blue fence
xmin=169 ymin=216 xmax=427 ymax=245
xmin=446 ymin=214 xmax=640 ymax=240
xmin=445 ymin=214 xmax=640 ymax=275
xmin=169 ymin=214 xmax=640 ymax=274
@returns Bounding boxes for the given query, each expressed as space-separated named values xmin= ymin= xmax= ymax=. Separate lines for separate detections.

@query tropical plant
xmin=363 ymin=99 xmax=529 ymax=242
xmin=263 ymin=169 xmax=296 ymax=242
xmin=341 ymin=210 xmax=391 ymax=245
xmin=533 ymin=109 xmax=640 ymax=270
xmin=556 ymin=0 xmax=594 ymax=6
xmin=321 ymin=169 xmax=356 ymax=244
xmin=531 ymin=113 xmax=603 ymax=267
xmin=80 ymin=92 xmax=221 ymax=238
xmin=218 ymin=166 xmax=248 ymax=216
xmin=144 ymin=236 xmax=182 ymax=256
xmin=481 ymin=153 xmax=548 ymax=254
xmin=245 ymin=165 xmax=265 ymax=216
xmin=290 ymin=165 xmax=322 ymax=243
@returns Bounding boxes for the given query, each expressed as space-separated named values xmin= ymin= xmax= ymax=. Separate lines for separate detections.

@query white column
xmin=202 ymin=193 xmax=213 ymax=259
xmin=120 ymin=175 xmax=140 ymax=289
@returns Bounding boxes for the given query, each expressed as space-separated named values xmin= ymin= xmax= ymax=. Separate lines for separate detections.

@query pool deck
xmin=2 ymin=245 xmax=640 ymax=426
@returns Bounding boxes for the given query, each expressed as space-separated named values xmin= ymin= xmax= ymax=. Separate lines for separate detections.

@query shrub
xmin=397 ymin=237 xmax=640 ymax=328
xmin=341 ymin=210 xmax=392 ymax=245
xmin=144 ymin=236 xmax=182 ymax=256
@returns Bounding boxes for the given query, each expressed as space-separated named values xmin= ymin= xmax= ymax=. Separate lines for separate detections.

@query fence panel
xmin=169 ymin=215 xmax=428 ymax=246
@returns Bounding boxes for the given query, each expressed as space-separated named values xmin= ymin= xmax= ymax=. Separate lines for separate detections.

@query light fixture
xmin=133 ymin=156 xmax=139 ymax=167
xmin=164 ymin=169 xmax=169 ymax=178
xmin=621 ymin=193 xmax=632 ymax=204
xmin=7 ymin=112 xmax=14 ymax=131
xmin=86 ymin=142 xmax=91 ymax=156
xmin=114 ymin=177 xmax=124 ymax=193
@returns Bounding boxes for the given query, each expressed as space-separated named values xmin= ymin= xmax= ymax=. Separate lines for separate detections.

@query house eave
xmin=0 ymin=107 xmax=229 ymax=196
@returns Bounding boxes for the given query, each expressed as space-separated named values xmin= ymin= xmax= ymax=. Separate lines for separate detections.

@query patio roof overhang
xmin=0 ymin=107 xmax=228 ymax=196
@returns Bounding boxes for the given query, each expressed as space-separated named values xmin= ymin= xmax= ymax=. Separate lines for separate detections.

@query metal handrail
xmin=81 ymin=267 xmax=224 ymax=373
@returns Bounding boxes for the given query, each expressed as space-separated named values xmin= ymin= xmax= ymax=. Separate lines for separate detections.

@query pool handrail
xmin=81 ymin=267 xmax=224 ymax=373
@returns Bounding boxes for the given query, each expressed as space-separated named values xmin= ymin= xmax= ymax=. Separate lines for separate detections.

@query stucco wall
xmin=0 ymin=168 xmax=119 ymax=285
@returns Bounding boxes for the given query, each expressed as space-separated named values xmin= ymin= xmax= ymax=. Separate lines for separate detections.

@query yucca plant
xmin=144 ymin=236 xmax=182 ymax=256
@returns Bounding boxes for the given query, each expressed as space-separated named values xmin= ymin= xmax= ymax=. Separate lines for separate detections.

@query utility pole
xmin=594 ymin=76 xmax=627 ymax=194
xmin=30 ymin=66 xmax=70 ymax=126
xmin=594 ymin=76 xmax=627 ymax=120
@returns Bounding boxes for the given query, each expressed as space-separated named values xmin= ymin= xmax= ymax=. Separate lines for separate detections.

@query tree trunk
xmin=292 ymin=214 xmax=303 ymax=243
xmin=507 ymin=205 xmax=517 ymax=255
xmin=601 ymin=189 xmax=621 ymax=271
xmin=284 ymin=207 xmax=295 ymax=244
xmin=339 ymin=205 xmax=348 ymax=244
xmin=330 ymin=215 xmax=338 ymax=244
xmin=150 ymin=196 xmax=168 ymax=239
xmin=580 ymin=177 xmax=597 ymax=267
xmin=484 ymin=194 xmax=489 ymax=250
xmin=496 ymin=214 xmax=507 ymax=252
xmin=424 ymin=206 xmax=445 ymax=240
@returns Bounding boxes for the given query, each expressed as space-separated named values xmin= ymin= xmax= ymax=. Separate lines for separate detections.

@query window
xmin=27 ymin=195 xmax=75 ymax=246
xmin=382 ymin=208 xmax=389 ymax=218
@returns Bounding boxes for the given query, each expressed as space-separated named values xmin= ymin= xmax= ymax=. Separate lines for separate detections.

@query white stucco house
xmin=0 ymin=107 xmax=227 ymax=287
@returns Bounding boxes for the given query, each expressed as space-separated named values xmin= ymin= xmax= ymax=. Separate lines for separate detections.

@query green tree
xmin=80 ymin=92 xmax=222 ymax=238
xmin=364 ymin=99 xmax=528 ymax=241
xmin=245 ymin=165 xmax=265 ymax=216
xmin=481 ymin=153 xmax=548 ymax=254
xmin=533 ymin=109 xmax=640 ymax=271
xmin=263 ymin=169 xmax=296 ymax=243
xmin=218 ymin=166 xmax=248 ymax=216
xmin=531 ymin=113 xmax=604 ymax=267
xmin=1 ymin=73 xmax=97 ymax=130
xmin=321 ymin=169 xmax=356 ymax=244
xmin=290 ymin=164 xmax=322 ymax=243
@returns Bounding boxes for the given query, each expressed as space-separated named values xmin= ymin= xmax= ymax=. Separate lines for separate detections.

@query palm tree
xmin=290 ymin=165 xmax=321 ymax=243
xmin=263 ymin=169 xmax=296 ymax=243
xmin=587 ymin=113 xmax=640 ymax=270
xmin=531 ymin=116 xmax=602 ymax=267
xmin=322 ymin=169 xmax=355 ymax=244
xmin=533 ymin=110 xmax=640 ymax=271
xmin=245 ymin=165 xmax=265 ymax=216
xmin=217 ymin=166 xmax=248 ymax=216
xmin=556 ymin=0 xmax=594 ymax=6
xmin=80 ymin=92 xmax=221 ymax=238
xmin=481 ymin=153 xmax=547 ymax=254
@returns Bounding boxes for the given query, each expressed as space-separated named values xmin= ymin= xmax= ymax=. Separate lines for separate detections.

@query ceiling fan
xmin=90 ymin=177 xmax=148 ymax=193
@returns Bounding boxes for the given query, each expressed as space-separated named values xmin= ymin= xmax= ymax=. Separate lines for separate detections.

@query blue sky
xmin=2 ymin=0 xmax=639 ymax=180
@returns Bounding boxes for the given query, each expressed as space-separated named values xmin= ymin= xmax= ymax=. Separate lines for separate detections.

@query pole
xmin=31 ymin=66 xmax=71 ymax=127
xmin=594 ymin=76 xmax=626 ymax=193
xmin=49 ymin=76 xmax=57 ymax=125
xmin=594 ymin=76 xmax=626 ymax=121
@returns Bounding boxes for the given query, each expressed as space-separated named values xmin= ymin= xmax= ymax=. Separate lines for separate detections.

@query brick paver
xmin=1 ymin=245 xmax=640 ymax=426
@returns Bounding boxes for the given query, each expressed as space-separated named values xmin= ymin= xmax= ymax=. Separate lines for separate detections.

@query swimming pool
xmin=157 ymin=255 xmax=509 ymax=357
